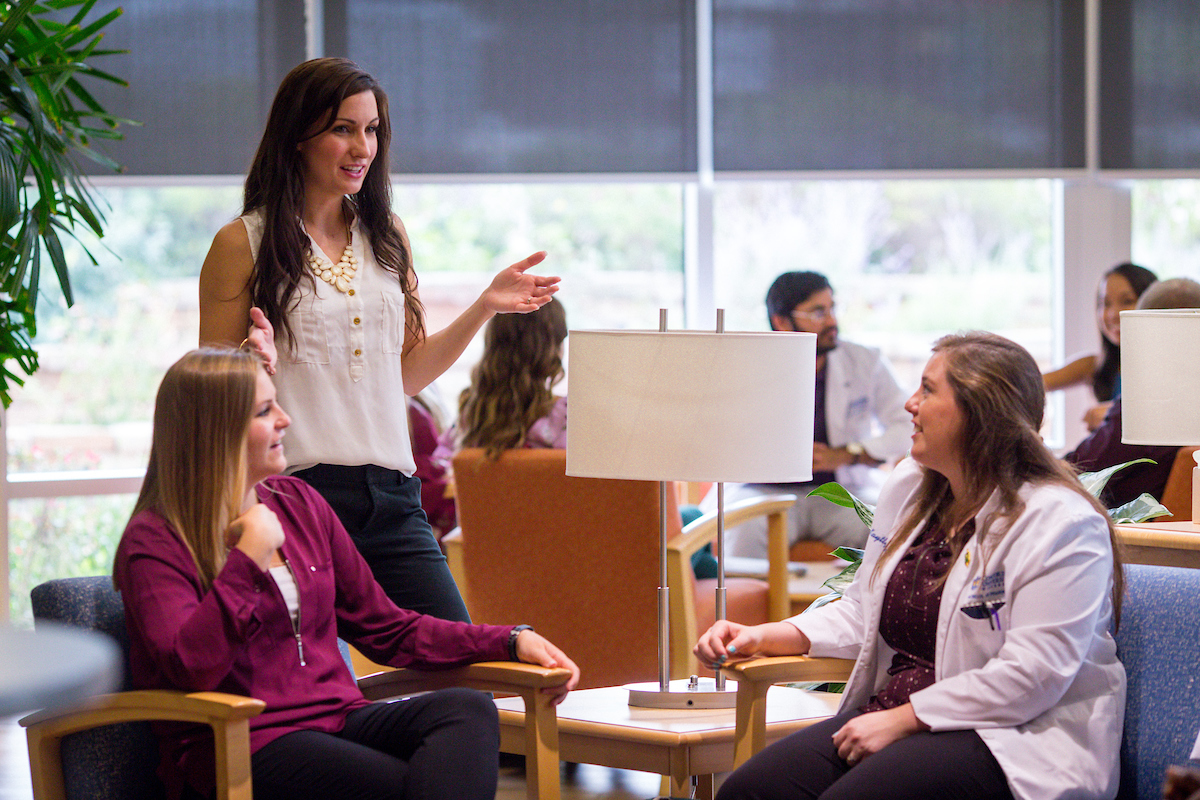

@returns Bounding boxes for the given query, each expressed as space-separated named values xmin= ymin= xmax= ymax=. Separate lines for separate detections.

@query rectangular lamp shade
xmin=1121 ymin=309 xmax=1200 ymax=446
xmin=566 ymin=330 xmax=816 ymax=483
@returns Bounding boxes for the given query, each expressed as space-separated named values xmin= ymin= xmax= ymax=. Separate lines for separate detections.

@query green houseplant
xmin=0 ymin=0 xmax=128 ymax=406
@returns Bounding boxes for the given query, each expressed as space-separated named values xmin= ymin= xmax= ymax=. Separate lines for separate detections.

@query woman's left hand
xmin=514 ymin=629 xmax=580 ymax=706
xmin=245 ymin=307 xmax=278 ymax=375
xmin=481 ymin=251 xmax=560 ymax=314
xmin=832 ymin=704 xmax=927 ymax=766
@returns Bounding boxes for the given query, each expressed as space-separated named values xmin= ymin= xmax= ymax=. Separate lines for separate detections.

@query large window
xmin=1132 ymin=181 xmax=1200 ymax=275
xmin=712 ymin=179 xmax=1055 ymax=392
xmin=10 ymin=1 xmax=1200 ymax=622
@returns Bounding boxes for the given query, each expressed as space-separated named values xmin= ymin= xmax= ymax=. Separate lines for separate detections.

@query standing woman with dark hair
xmin=455 ymin=299 xmax=568 ymax=459
xmin=1044 ymin=262 xmax=1157 ymax=431
xmin=696 ymin=332 xmax=1125 ymax=800
xmin=199 ymin=58 xmax=559 ymax=622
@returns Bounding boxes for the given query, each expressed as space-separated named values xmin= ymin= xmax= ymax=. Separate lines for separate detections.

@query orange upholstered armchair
xmin=444 ymin=448 xmax=795 ymax=687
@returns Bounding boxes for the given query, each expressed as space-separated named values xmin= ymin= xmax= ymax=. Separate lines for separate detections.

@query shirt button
xmin=354 ymin=348 xmax=362 ymax=356
xmin=353 ymin=317 xmax=361 ymax=325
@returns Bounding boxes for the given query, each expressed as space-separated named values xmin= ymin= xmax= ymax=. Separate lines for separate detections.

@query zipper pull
xmin=295 ymin=632 xmax=306 ymax=666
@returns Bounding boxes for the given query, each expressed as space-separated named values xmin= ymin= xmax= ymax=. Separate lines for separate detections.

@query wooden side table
xmin=1115 ymin=521 xmax=1200 ymax=569
xmin=495 ymin=684 xmax=840 ymax=799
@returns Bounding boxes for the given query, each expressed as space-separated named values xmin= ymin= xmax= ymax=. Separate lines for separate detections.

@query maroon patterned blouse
xmin=862 ymin=517 xmax=974 ymax=712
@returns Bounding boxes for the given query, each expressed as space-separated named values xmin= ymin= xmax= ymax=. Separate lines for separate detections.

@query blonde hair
xmin=127 ymin=349 xmax=259 ymax=589
xmin=457 ymin=301 xmax=568 ymax=458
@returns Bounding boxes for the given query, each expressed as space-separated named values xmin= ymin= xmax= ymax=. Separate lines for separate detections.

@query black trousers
xmin=295 ymin=464 xmax=471 ymax=623
xmin=716 ymin=709 xmax=1014 ymax=800
xmin=249 ymin=688 xmax=499 ymax=800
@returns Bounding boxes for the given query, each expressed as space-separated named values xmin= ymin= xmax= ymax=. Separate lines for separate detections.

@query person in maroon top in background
xmin=1065 ymin=277 xmax=1200 ymax=509
xmin=407 ymin=394 xmax=457 ymax=540
xmin=115 ymin=349 xmax=578 ymax=800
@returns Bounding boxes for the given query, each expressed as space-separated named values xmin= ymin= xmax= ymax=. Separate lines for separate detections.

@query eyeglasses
xmin=791 ymin=305 xmax=836 ymax=324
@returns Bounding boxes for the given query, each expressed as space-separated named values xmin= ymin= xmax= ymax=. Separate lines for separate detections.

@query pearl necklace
xmin=307 ymin=227 xmax=357 ymax=293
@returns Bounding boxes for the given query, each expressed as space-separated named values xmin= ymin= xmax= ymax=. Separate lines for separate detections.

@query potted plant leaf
xmin=0 ymin=0 xmax=129 ymax=406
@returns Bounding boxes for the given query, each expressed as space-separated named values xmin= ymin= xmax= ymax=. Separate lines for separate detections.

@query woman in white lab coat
xmin=696 ymin=331 xmax=1126 ymax=800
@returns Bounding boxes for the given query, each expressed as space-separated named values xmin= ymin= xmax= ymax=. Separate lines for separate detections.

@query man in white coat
xmin=717 ymin=271 xmax=911 ymax=559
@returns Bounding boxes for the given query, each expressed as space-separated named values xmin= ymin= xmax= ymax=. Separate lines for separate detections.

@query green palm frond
xmin=0 ymin=0 xmax=129 ymax=406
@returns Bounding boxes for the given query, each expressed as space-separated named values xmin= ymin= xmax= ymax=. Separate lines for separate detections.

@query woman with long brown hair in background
xmin=455 ymin=299 xmax=568 ymax=458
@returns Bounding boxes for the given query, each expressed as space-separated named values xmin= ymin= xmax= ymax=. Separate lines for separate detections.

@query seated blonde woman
xmin=115 ymin=348 xmax=578 ymax=800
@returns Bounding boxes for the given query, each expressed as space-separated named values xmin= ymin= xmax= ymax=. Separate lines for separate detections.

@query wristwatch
xmin=508 ymin=624 xmax=533 ymax=661
xmin=846 ymin=442 xmax=867 ymax=465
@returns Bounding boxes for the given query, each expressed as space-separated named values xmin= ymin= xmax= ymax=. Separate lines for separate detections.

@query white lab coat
xmin=824 ymin=340 xmax=912 ymax=503
xmin=791 ymin=458 xmax=1125 ymax=800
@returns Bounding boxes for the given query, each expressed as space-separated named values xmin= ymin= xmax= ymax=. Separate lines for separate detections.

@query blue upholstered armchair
xmin=1116 ymin=564 xmax=1200 ymax=799
xmin=21 ymin=576 xmax=571 ymax=800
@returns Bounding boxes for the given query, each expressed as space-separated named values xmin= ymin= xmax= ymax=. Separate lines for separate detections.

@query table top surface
xmin=495 ymin=683 xmax=840 ymax=738
xmin=788 ymin=560 xmax=846 ymax=600
xmin=0 ymin=623 xmax=121 ymax=717
xmin=1116 ymin=521 xmax=1200 ymax=545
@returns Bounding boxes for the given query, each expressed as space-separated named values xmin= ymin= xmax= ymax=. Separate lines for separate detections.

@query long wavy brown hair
xmin=457 ymin=301 xmax=568 ymax=458
xmin=122 ymin=349 xmax=258 ymax=590
xmin=243 ymin=57 xmax=424 ymax=349
xmin=875 ymin=332 xmax=1123 ymax=622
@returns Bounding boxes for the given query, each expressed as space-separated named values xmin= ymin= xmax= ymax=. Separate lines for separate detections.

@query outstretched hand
xmin=245 ymin=307 xmax=278 ymax=375
xmin=481 ymin=251 xmax=560 ymax=314
xmin=514 ymin=629 xmax=580 ymax=706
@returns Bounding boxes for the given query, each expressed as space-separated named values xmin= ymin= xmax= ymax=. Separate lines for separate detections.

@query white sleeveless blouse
xmin=240 ymin=210 xmax=417 ymax=475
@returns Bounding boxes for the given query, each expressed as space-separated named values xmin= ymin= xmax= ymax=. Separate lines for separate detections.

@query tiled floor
xmin=2 ymin=714 xmax=664 ymax=800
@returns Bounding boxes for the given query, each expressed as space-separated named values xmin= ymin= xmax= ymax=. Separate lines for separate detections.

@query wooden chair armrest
xmin=670 ymin=493 xmax=799 ymax=632
xmin=356 ymin=661 xmax=572 ymax=700
xmin=442 ymin=528 xmax=469 ymax=612
xmin=359 ymin=663 xmax=569 ymax=800
xmin=19 ymin=689 xmax=264 ymax=732
xmin=672 ymin=494 xmax=798 ymax=559
xmin=721 ymin=654 xmax=853 ymax=685
xmin=21 ymin=690 xmax=264 ymax=800
xmin=720 ymin=656 xmax=855 ymax=768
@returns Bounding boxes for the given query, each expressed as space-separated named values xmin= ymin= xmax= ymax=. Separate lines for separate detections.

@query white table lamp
xmin=1120 ymin=309 xmax=1200 ymax=523
xmin=567 ymin=310 xmax=815 ymax=707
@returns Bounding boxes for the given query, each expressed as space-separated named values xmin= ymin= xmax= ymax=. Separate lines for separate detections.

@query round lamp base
xmin=625 ymin=677 xmax=738 ymax=709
